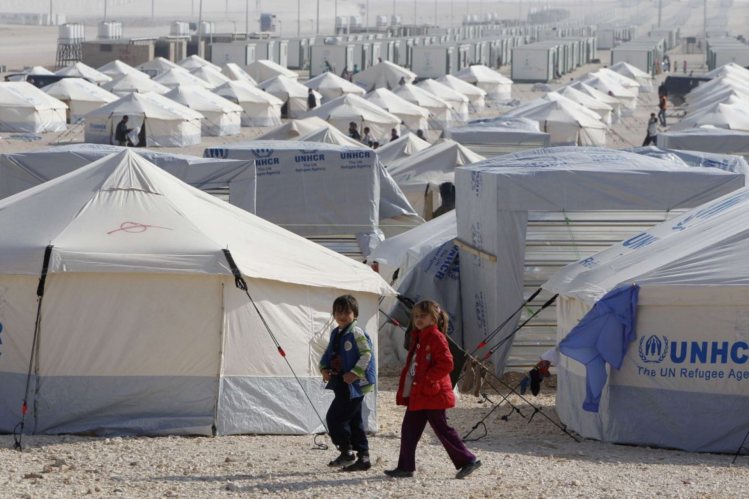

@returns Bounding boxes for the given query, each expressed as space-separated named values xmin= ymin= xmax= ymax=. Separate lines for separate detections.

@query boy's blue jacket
xmin=319 ymin=321 xmax=376 ymax=399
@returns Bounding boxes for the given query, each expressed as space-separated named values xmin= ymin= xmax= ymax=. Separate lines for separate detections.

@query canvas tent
xmin=364 ymin=88 xmax=430 ymax=133
xmin=0 ymin=149 xmax=393 ymax=436
xmin=444 ymin=117 xmax=551 ymax=156
xmin=0 ymin=144 xmax=257 ymax=203
xmin=41 ymin=78 xmax=118 ymax=123
xmin=671 ymin=100 xmax=749 ymax=131
xmin=97 ymin=60 xmax=150 ymax=80
xmin=568 ymin=81 xmax=623 ymax=122
xmin=388 ymin=139 xmax=485 ymax=217
xmin=305 ymin=93 xmax=402 ymax=141
xmin=138 ymin=57 xmax=181 ymax=78
xmin=544 ymin=187 xmax=749 ymax=452
xmin=102 ymin=72 xmax=170 ymax=97
xmin=0 ymin=82 xmax=67 ymax=133
xmin=164 ymin=85 xmax=242 ymax=136
xmin=578 ymin=73 xmax=638 ymax=113
xmin=260 ymin=75 xmax=322 ymax=119
xmin=659 ymin=126 xmax=749 ymax=157
xmin=190 ymin=65 xmax=232 ymax=87
xmin=626 ymin=145 xmax=749 ymax=176
xmin=375 ymin=132 xmax=431 ymax=165
xmin=437 ymin=74 xmax=487 ymax=112
xmin=455 ymin=147 xmax=745 ymax=374
xmin=393 ymin=83 xmax=461 ymax=129
xmin=687 ymin=87 xmax=749 ymax=114
xmin=222 ymin=63 xmax=258 ymax=85
xmin=203 ymin=140 xmax=418 ymax=254
xmin=609 ymin=61 xmax=654 ymax=93
xmin=304 ymin=72 xmax=366 ymax=102
xmin=247 ymin=60 xmax=298 ymax=82
xmin=153 ymin=67 xmax=213 ymax=89
xmin=55 ymin=62 xmax=112 ymax=84
xmin=213 ymin=80 xmax=283 ymax=127
xmin=455 ymin=65 xmax=513 ymax=102
xmin=704 ymin=62 xmax=749 ymax=80
xmin=416 ymin=79 xmax=471 ymax=122
xmin=255 ymin=117 xmax=332 ymax=140
xmin=178 ymin=54 xmax=221 ymax=72
xmin=354 ymin=61 xmax=417 ymax=91
xmin=296 ymin=126 xmax=366 ymax=148
xmin=84 ymin=92 xmax=203 ymax=147
xmin=554 ymin=86 xmax=614 ymax=126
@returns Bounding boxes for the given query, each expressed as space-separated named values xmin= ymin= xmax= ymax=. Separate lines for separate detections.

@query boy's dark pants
xmin=326 ymin=382 xmax=369 ymax=455
xmin=397 ymin=409 xmax=475 ymax=472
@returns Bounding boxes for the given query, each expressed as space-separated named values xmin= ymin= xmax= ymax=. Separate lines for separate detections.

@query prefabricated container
xmin=309 ymin=43 xmax=354 ymax=76
xmin=410 ymin=45 xmax=455 ymax=79
xmin=211 ymin=42 xmax=257 ymax=66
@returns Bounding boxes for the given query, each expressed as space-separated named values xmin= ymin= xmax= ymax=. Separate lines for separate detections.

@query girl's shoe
xmin=328 ymin=451 xmax=356 ymax=467
xmin=341 ymin=456 xmax=371 ymax=472
xmin=456 ymin=459 xmax=482 ymax=479
xmin=384 ymin=468 xmax=414 ymax=478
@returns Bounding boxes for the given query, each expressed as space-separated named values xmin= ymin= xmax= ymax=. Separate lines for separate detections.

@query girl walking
xmin=385 ymin=300 xmax=481 ymax=479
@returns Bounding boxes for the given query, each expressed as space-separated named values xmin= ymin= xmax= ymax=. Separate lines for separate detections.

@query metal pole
xmin=657 ymin=0 xmax=662 ymax=28
xmin=366 ymin=0 xmax=370 ymax=32
xmin=316 ymin=0 xmax=320 ymax=35
xmin=197 ymin=0 xmax=204 ymax=58
xmin=246 ymin=0 xmax=250 ymax=34
xmin=226 ymin=0 xmax=229 ymax=18
xmin=297 ymin=0 xmax=301 ymax=36
xmin=152 ymin=0 xmax=155 ymax=20
xmin=414 ymin=0 xmax=417 ymax=25
xmin=434 ymin=0 xmax=437 ymax=26
xmin=335 ymin=0 xmax=338 ymax=34
xmin=104 ymin=0 xmax=108 ymax=20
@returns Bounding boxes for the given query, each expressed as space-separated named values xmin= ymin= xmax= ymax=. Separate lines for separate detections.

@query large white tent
xmin=375 ymin=132 xmax=431 ymax=165
xmin=578 ymin=72 xmax=638 ymax=113
xmin=190 ymin=65 xmax=232 ymax=87
xmin=213 ymin=80 xmax=283 ymax=127
xmin=388 ymin=139 xmax=485 ymax=217
xmin=296 ymin=126 xmax=366 ymax=148
xmin=247 ymin=60 xmax=298 ymax=82
xmin=437 ymin=74 xmax=487 ymax=112
xmin=671 ymin=100 xmax=749 ymax=131
xmin=305 ymin=93 xmax=401 ymax=141
xmin=444 ymin=117 xmax=551 ymax=156
xmin=685 ymin=74 xmax=749 ymax=105
xmin=153 ymin=67 xmax=213 ymax=89
xmin=84 ymin=92 xmax=203 ymax=147
xmin=41 ymin=78 xmax=118 ymax=123
xmin=353 ymin=61 xmax=417 ymax=91
xmin=568 ymin=80 xmax=623 ymax=122
xmin=221 ymin=63 xmax=258 ymax=85
xmin=454 ymin=147 xmax=745 ymax=375
xmin=0 ymin=149 xmax=393 ymax=436
xmin=260 ymin=75 xmax=322 ymax=118
xmin=393 ymin=83 xmax=460 ymax=129
xmin=364 ymin=88 xmax=430 ymax=133
xmin=0 ymin=82 xmax=67 ymax=133
xmin=178 ymin=54 xmax=221 ymax=72
xmin=609 ymin=61 xmax=654 ymax=93
xmin=97 ymin=60 xmax=150 ymax=80
xmin=544 ymin=187 xmax=749 ymax=452
xmin=687 ymin=87 xmax=749 ymax=113
xmin=55 ymin=62 xmax=112 ymax=84
xmin=102 ymin=72 xmax=170 ymax=97
xmin=705 ymin=62 xmax=749 ymax=80
xmin=554 ymin=86 xmax=614 ymax=126
xmin=416 ymin=79 xmax=471 ymax=122
xmin=138 ymin=57 xmax=181 ymax=78
xmin=455 ymin=65 xmax=513 ymax=102
xmin=164 ymin=85 xmax=242 ymax=136
xmin=255 ymin=117 xmax=332 ymax=140
xmin=659 ymin=126 xmax=749 ymax=157
xmin=304 ymin=72 xmax=366 ymax=102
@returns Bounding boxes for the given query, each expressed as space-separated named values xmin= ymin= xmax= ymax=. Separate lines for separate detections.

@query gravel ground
xmin=2 ymin=376 xmax=748 ymax=498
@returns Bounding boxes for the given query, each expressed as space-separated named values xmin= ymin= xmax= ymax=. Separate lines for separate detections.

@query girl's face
xmin=334 ymin=308 xmax=355 ymax=328
xmin=412 ymin=309 xmax=436 ymax=330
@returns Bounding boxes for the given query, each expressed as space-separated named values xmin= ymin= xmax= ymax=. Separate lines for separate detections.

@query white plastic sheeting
xmin=213 ymin=80 xmax=283 ymax=127
xmin=138 ymin=57 xmax=181 ymax=78
xmin=554 ymin=86 xmax=614 ymax=126
xmin=671 ymin=100 xmax=749 ymax=131
xmin=455 ymin=147 xmax=745 ymax=374
xmin=255 ymin=117 xmax=332 ymax=140
xmin=0 ymin=82 xmax=67 ymax=133
xmin=190 ymin=65 xmax=232 ymax=87
xmin=221 ymin=63 xmax=258 ymax=85
xmin=659 ymin=127 xmax=749 ymax=157
xmin=444 ymin=117 xmax=551 ymax=156
xmin=0 ymin=149 xmax=393 ymax=436
xmin=97 ymin=60 xmax=149 ymax=79
xmin=178 ymin=54 xmax=221 ymax=72
xmin=609 ymin=61 xmax=654 ymax=93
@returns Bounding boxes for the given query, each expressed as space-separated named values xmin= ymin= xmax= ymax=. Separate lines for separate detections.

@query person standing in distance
xmin=115 ymin=115 xmax=132 ymax=147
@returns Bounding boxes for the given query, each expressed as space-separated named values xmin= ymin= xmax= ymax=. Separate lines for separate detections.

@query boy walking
xmin=320 ymin=295 xmax=376 ymax=472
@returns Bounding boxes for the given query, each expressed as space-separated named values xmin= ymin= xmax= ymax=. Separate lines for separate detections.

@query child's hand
xmin=343 ymin=372 xmax=359 ymax=384
xmin=322 ymin=369 xmax=332 ymax=382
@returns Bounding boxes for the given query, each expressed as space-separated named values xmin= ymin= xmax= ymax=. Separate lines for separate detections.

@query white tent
xmin=0 ymin=149 xmax=393 ymax=436
xmin=190 ymin=65 xmax=232 ymax=87
xmin=247 ymin=60 xmax=298 ymax=82
xmin=554 ymin=86 xmax=614 ymax=126
xmin=305 ymin=93 xmax=402 ymax=141
xmin=260 ymin=75 xmax=322 ymax=119
xmin=544 ymin=187 xmax=749 ymax=452
xmin=388 ymin=139 xmax=485 ymax=217
xmin=5 ymin=67 xmax=55 ymax=82
xmin=296 ymin=126 xmax=366 ymax=148
xmin=154 ymin=67 xmax=213 ymax=89
xmin=164 ymin=85 xmax=242 ymax=137
xmin=659 ymin=126 xmax=749 ymax=157
xmin=304 ymin=72 xmax=366 ymax=102
xmin=84 ymin=92 xmax=203 ymax=147
xmin=704 ymin=62 xmax=749 ymax=80
xmin=437 ymin=74 xmax=487 ymax=112
xmin=593 ymin=68 xmax=641 ymax=93
xmin=687 ymin=87 xmax=749 ymax=112
xmin=213 ymin=80 xmax=283 ymax=127
xmin=178 ymin=54 xmax=221 ymax=72
xmin=568 ymin=81 xmax=623 ymax=122
xmin=393 ymin=83 xmax=461 ymax=129
xmin=353 ymin=61 xmax=417 ymax=91
xmin=609 ymin=61 xmax=654 ymax=93
xmin=0 ymin=82 xmax=67 ymax=133
xmin=685 ymin=74 xmax=749 ymax=105
xmin=455 ymin=65 xmax=513 ymax=102
xmin=503 ymin=94 xmax=608 ymax=146
xmin=221 ymin=63 xmax=258 ymax=85
xmin=454 ymin=147 xmax=744 ymax=375
xmin=138 ymin=57 xmax=181 ymax=78
xmin=55 ymin=62 xmax=112 ymax=84
xmin=41 ymin=78 xmax=118 ymax=123
xmin=364 ymin=88 xmax=430 ymax=133
xmin=97 ymin=60 xmax=150 ymax=80
xmin=102 ymin=72 xmax=171 ymax=97
xmin=443 ymin=117 xmax=551 ymax=156
xmin=578 ymin=73 xmax=638 ymax=114
xmin=671 ymin=100 xmax=749 ymax=132
xmin=375 ymin=132 xmax=431 ymax=165
xmin=416 ymin=79 xmax=471 ymax=122
xmin=255 ymin=117 xmax=332 ymax=140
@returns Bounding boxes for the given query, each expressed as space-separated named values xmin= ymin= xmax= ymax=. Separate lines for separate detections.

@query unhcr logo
xmin=252 ymin=148 xmax=274 ymax=159
xmin=639 ymin=335 xmax=669 ymax=363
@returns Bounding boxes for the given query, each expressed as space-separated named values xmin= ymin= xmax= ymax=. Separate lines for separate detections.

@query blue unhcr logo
xmin=639 ymin=334 xmax=668 ymax=363
xmin=251 ymin=148 xmax=274 ymax=159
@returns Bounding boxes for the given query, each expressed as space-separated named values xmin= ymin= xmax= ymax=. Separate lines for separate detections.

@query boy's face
xmin=334 ymin=308 xmax=355 ymax=328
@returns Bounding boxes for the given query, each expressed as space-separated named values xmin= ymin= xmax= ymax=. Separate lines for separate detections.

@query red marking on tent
xmin=107 ymin=221 xmax=173 ymax=235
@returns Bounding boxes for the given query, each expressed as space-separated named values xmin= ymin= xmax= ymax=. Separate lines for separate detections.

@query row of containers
xmin=511 ymin=37 xmax=598 ymax=83
xmin=609 ymin=28 xmax=681 ymax=76
xmin=706 ymin=38 xmax=749 ymax=71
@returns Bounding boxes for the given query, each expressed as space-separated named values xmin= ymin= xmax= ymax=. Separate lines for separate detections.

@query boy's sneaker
xmin=455 ymin=459 xmax=482 ymax=479
xmin=384 ymin=468 xmax=414 ymax=478
xmin=328 ymin=451 xmax=356 ymax=467
xmin=341 ymin=455 xmax=371 ymax=472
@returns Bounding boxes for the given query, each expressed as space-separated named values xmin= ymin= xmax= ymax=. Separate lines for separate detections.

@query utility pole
xmin=658 ymin=0 xmax=662 ymax=28
xmin=104 ymin=0 xmax=108 ymax=20
xmin=152 ymin=0 xmax=155 ymax=20
xmin=246 ymin=0 xmax=250 ymax=34
xmin=316 ymin=0 xmax=320 ymax=34
xmin=297 ymin=0 xmax=301 ymax=36
xmin=197 ymin=0 xmax=204 ymax=58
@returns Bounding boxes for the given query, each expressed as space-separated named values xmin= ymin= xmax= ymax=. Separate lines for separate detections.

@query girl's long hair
xmin=412 ymin=300 xmax=449 ymax=336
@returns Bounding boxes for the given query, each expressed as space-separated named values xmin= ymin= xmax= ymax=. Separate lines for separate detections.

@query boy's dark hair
xmin=333 ymin=294 xmax=359 ymax=317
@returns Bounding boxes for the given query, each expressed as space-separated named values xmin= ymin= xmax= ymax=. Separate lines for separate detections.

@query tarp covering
xmin=625 ymin=145 xmax=749 ymax=177
xmin=221 ymin=63 xmax=258 ymax=85
xmin=255 ymin=117 xmax=332 ymax=140
xmin=138 ymin=57 xmax=180 ymax=78
xmin=0 ymin=149 xmax=393 ymax=436
xmin=444 ymin=118 xmax=551 ymax=155
xmin=190 ymin=65 xmax=231 ymax=87
xmin=393 ymin=83 xmax=460 ymax=128
xmin=658 ymin=126 xmax=749 ymax=157
xmin=416 ymin=79 xmax=471 ymax=122
xmin=178 ymin=54 xmax=221 ymax=72
xmin=609 ymin=61 xmax=654 ymax=92
xmin=0 ymin=82 xmax=67 ymax=133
